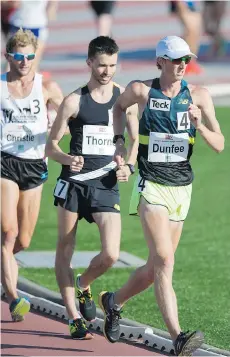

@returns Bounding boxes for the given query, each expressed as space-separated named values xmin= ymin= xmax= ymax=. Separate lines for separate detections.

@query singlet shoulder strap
xmin=81 ymin=85 xmax=89 ymax=95
xmin=151 ymin=78 xmax=160 ymax=89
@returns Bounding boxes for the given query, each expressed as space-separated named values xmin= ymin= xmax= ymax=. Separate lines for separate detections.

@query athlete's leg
xmin=90 ymin=1 xmax=115 ymax=36
xmin=175 ymin=2 xmax=201 ymax=56
xmin=113 ymin=219 xmax=183 ymax=307
xmin=79 ymin=212 xmax=121 ymax=289
xmin=55 ymin=205 xmax=81 ymax=320
xmin=1 ymin=178 xmax=19 ymax=303
xmin=13 ymin=184 xmax=43 ymax=254
xmin=138 ymin=198 xmax=180 ymax=341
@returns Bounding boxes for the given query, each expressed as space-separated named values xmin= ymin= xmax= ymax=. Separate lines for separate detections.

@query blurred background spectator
xmin=89 ymin=1 xmax=116 ymax=36
xmin=1 ymin=1 xmax=229 ymax=90
xmin=2 ymin=0 xmax=58 ymax=73
xmin=170 ymin=0 xmax=202 ymax=74
xmin=1 ymin=1 xmax=18 ymax=41
xmin=203 ymin=0 xmax=227 ymax=57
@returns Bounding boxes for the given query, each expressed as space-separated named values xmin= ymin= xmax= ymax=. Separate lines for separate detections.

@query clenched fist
xmin=69 ymin=156 xmax=84 ymax=172
xmin=188 ymin=104 xmax=202 ymax=129
xmin=113 ymin=144 xmax=127 ymax=167
xmin=116 ymin=165 xmax=131 ymax=182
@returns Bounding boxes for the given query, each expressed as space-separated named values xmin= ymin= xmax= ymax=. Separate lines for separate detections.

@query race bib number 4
xmin=82 ymin=125 xmax=115 ymax=156
xmin=177 ymin=111 xmax=190 ymax=130
xmin=148 ymin=132 xmax=189 ymax=163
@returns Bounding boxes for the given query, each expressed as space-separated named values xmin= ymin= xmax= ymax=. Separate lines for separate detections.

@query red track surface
xmin=1 ymin=300 xmax=163 ymax=356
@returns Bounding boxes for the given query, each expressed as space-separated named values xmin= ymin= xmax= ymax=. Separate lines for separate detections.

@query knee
xmin=16 ymin=234 xmax=32 ymax=251
xmin=55 ymin=237 xmax=75 ymax=263
xmin=2 ymin=228 xmax=18 ymax=251
xmin=101 ymin=250 xmax=119 ymax=268
xmin=154 ymin=253 xmax=175 ymax=272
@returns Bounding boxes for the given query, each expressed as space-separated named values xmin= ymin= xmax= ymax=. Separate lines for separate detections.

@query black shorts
xmin=89 ymin=1 xmax=116 ymax=16
xmin=170 ymin=1 xmax=196 ymax=13
xmin=54 ymin=179 xmax=120 ymax=223
xmin=1 ymin=152 xmax=48 ymax=190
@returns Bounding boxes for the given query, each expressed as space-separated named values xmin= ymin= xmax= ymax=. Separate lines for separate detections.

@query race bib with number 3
xmin=54 ymin=179 xmax=69 ymax=199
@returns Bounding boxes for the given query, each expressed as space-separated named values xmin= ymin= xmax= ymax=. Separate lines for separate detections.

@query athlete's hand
xmin=69 ymin=156 xmax=84 ymax=172
xmin=188 ymin=104 xmax=202 ymax=129
xmin=116 ymin=165 xmax=131 ymax=182
xmin=113 ymin=142 xmax=127 ymax=166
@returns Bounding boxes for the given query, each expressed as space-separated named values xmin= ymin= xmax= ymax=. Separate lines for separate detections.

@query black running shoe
xmin=98 ymin=291 xmax=122 ymax=343
xmin=174 ymin=330 xmax=204 ymax=356
xmin=76 ymin=274 xmax=96 ymax=321
xmin=69 ymin=318 xmax=93 ymax=340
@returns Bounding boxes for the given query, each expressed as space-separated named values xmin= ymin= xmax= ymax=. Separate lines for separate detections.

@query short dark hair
xmin=88 ymin=36 xmax=119 ymax=59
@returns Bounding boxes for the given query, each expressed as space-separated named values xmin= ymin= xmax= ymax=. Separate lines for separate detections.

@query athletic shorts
xmin=53 ymin=178 xmax=120 ymax=223
xmin=129 ymin=174 xmax=192 ymax=222
xmin=9 ymin=25 xmax=48 ymax=42
xmin=1 ymin=152 xmax=48 ymax=190
xmin=90 ymin=1 xmax=116 ymax=16
xmin=170 ymin=1 xmax=196 ymax=13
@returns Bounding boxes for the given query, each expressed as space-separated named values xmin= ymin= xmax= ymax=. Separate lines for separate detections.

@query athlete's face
xmin=159 ymin=57 xmax=188 ymax=81
xmin=6 ymin=45 xmax=35 ymax=77
xmin=88 ymin=53 xmax=118 ymax=85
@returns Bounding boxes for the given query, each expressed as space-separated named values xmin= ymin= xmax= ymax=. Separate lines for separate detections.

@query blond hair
xmin=6 ymin=28 xmax=38 ymax=53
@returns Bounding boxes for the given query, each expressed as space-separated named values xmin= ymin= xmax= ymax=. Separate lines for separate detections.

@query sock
xmin=9 ymin=298 xmax=20 ymax=311
xmin=108 ymin=293 xmax=115 ymax=309
xmin=69 ymin=317 xmax=81 ymax=324
xmin=77 ymin=275 xmax=88 ymax=291
xmin=108 ymin=293 xmax=122 ymax=310
xmin=114 ymin=303 xmax=122 ymax=311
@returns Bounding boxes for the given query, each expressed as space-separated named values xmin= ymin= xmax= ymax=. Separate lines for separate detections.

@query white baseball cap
xmin=156 ymin=36 xmax=197 ymax=59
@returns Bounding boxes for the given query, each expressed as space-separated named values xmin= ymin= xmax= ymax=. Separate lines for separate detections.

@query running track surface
xmin=1 ymin=300 xmax=164 ymax=356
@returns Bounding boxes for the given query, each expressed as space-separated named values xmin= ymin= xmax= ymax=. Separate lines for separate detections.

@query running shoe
xmin=98 ymin=291 xmax=122 ymax=343
xmin=174 ymin=330 xmax=204 ymax=356
xmin=69 ymin=318 xmax=93 ymax=340
xmin=9 ymin=297 xmax=30 ymax=322
xmin=185 ymin=61 xmax=203 ymax=75
xmin=76 ymin=274 xmax=96 ymax=321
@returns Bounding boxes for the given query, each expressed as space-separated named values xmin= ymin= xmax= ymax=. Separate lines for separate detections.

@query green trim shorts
xmin=129 ymin=174 xmax=192 ymax=222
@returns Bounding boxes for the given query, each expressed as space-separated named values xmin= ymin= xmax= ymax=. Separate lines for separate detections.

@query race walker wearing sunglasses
xmin=162 ymin=55 xmax=192 ymax=64
xmin=8 ymin=53 xmax=36 ymax=61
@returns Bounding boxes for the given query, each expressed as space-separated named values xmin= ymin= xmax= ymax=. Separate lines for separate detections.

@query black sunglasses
xmin=162 ymin=55 xmax=192 ymax=64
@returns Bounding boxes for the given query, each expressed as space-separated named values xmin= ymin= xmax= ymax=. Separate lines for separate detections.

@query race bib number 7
xmin=54 ymin=179 xmax=69 ymax=199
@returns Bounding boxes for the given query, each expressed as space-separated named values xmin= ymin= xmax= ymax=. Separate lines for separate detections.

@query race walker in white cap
xmin=98 ymin=35 xmax=225 ymax=356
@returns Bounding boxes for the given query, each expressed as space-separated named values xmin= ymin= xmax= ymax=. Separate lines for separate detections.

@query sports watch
xmin=113 ymin=135 xmax=125 ymax=144
xmin=126 ymin=164 xmax=135 ymax=175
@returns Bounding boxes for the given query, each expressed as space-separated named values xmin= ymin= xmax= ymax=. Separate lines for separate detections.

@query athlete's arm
xmin=113 ymin=81 xmax=146 ymax=166
xmin=45 ymin=92 xmax=83 ymax=170
xmin=45 ymin=80 xmax=64 ymax=113
xmin=116 ymin=103 xmax=139 ymax=182
xmin=113 ymin=81 xmax=145 ymax=139
xmin=43 ymin=80 xmax=70 ymax=134
xmin=191 ymin=87 xmax=225 ymax=153
xmin=126 ymin=103 xmax=139 ymax=166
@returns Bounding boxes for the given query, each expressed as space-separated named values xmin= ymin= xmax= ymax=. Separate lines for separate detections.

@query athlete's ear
xmin=86 ymin=58 xmax=91 ymax=67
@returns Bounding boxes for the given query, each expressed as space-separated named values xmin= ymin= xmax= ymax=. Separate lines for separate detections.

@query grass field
xmin=19 ymin=107 xmax=230 ymax=350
